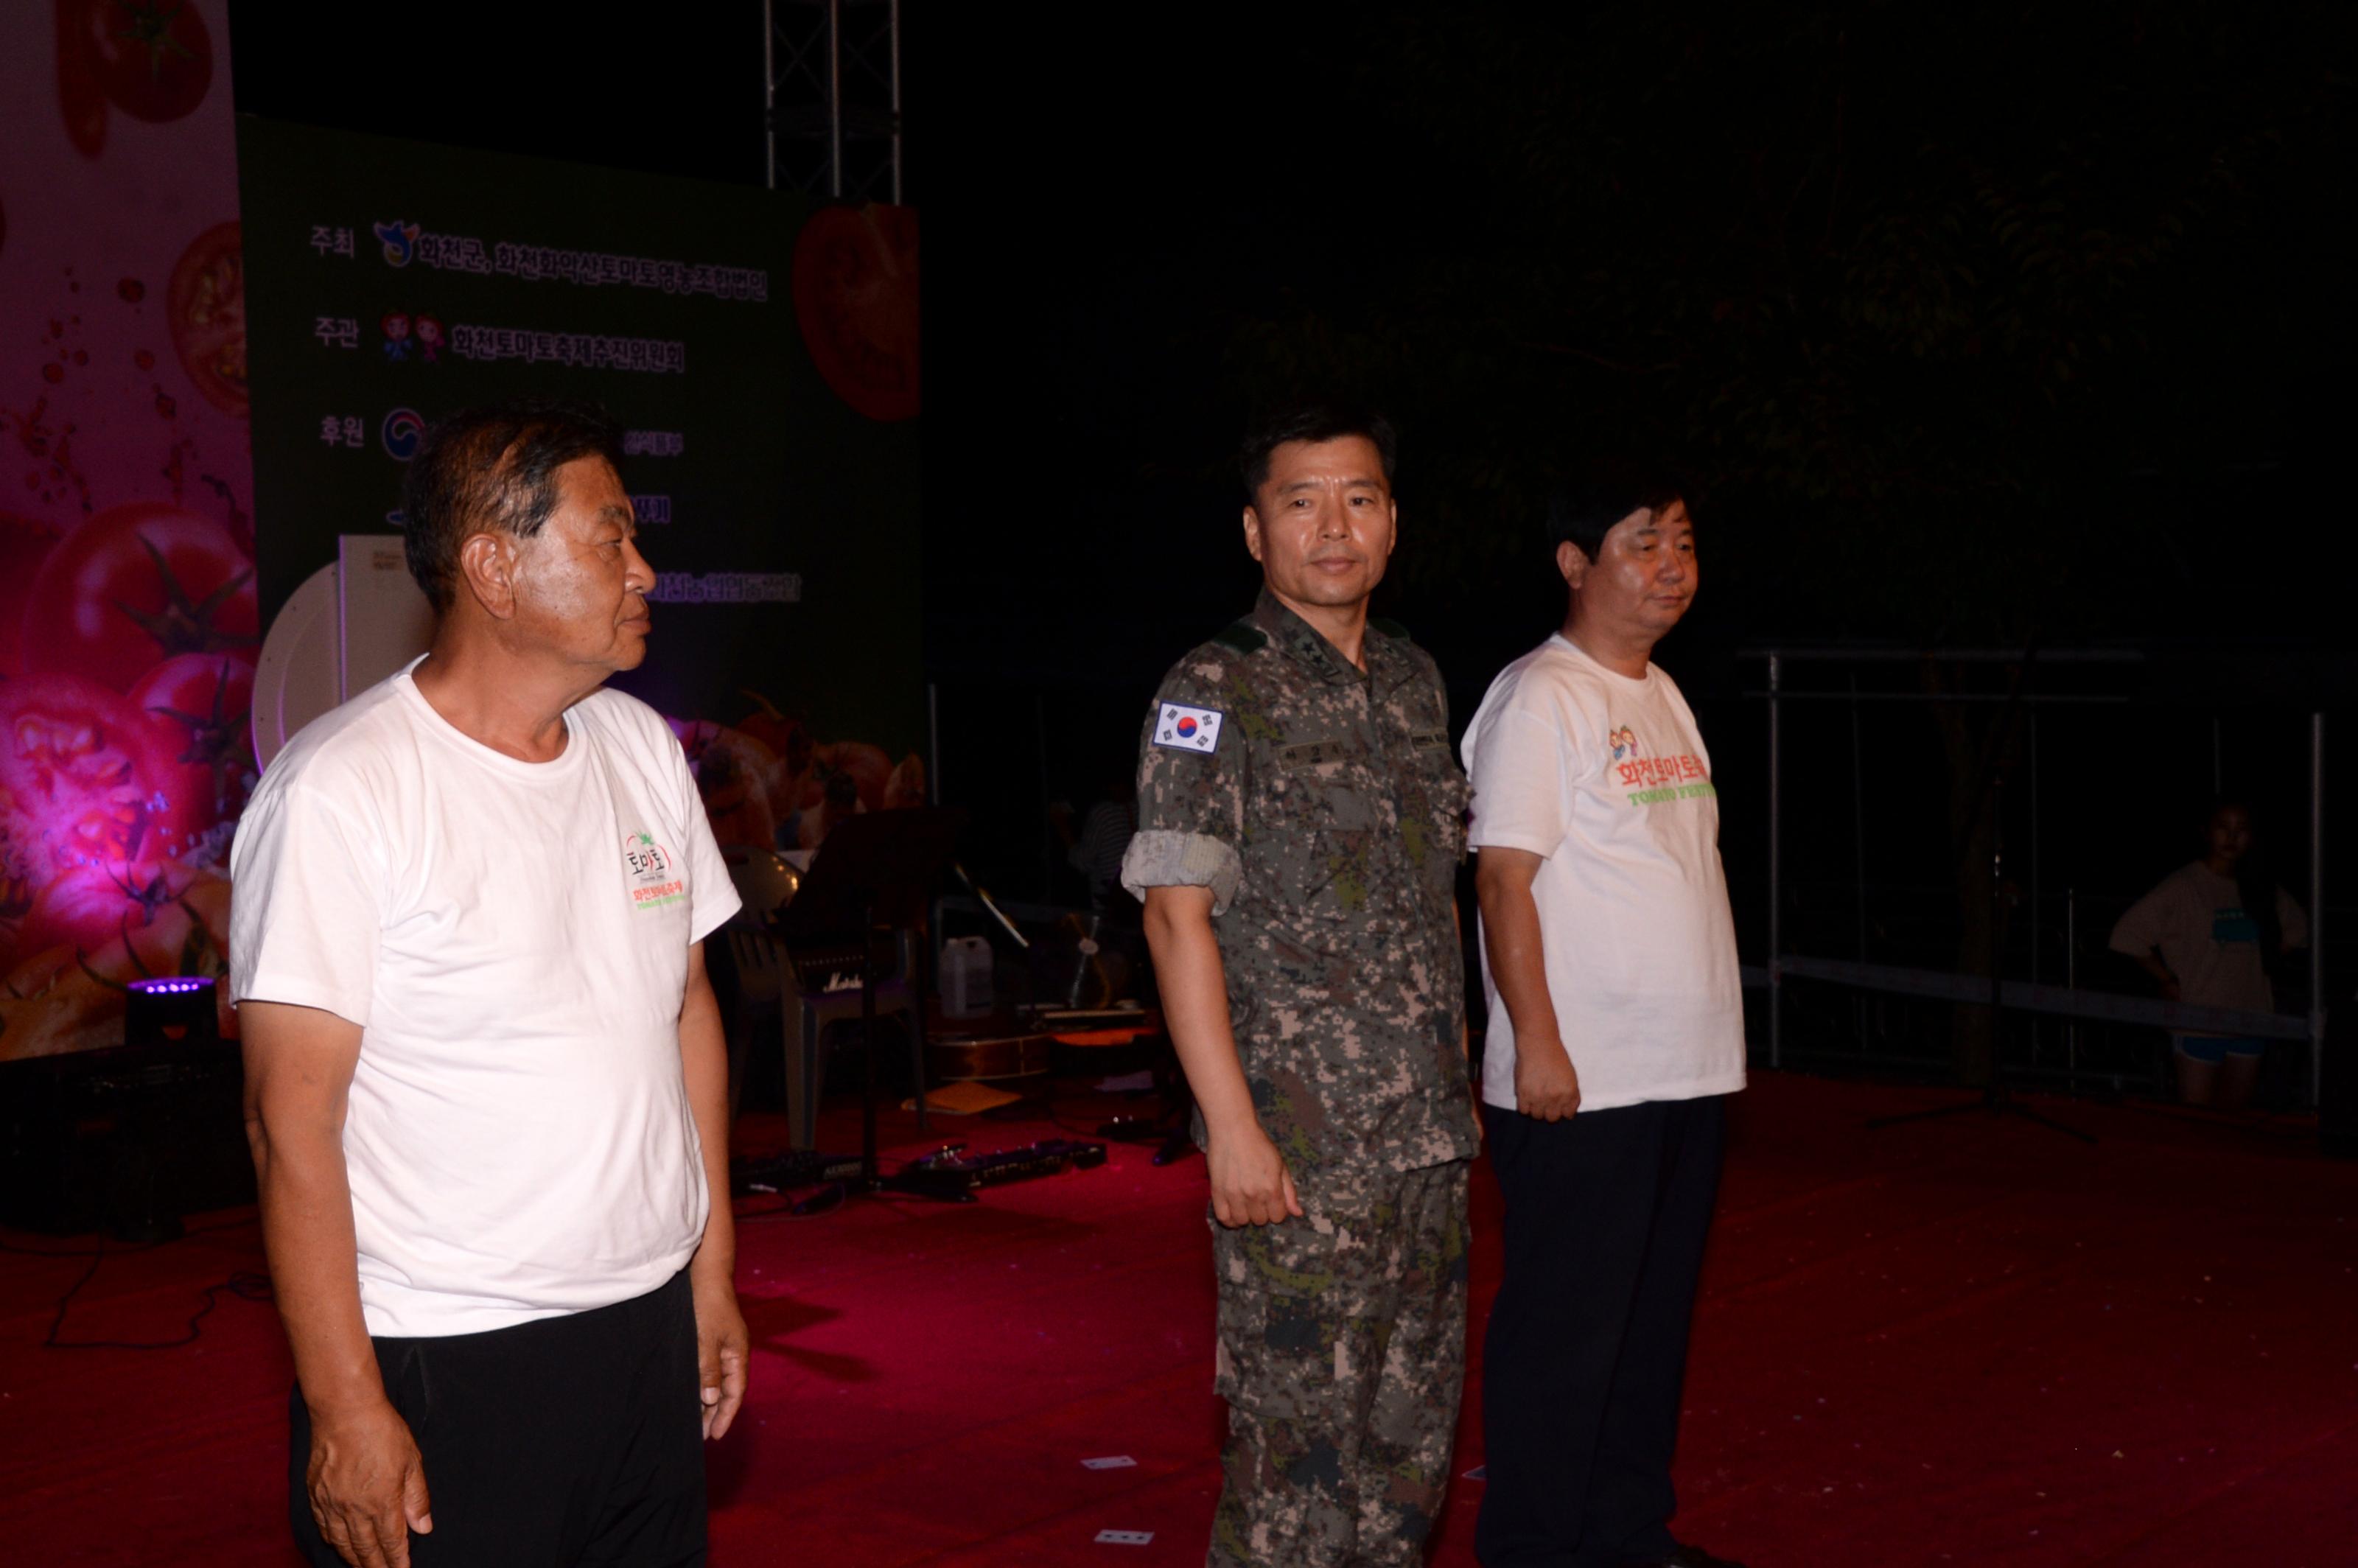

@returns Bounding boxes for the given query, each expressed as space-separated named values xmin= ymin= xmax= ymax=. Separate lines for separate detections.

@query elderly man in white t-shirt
xmin=1461 ymin=473 xmax=1748 ymax=1568
xmin=233 ymin=402 xmax=746 ymax=1568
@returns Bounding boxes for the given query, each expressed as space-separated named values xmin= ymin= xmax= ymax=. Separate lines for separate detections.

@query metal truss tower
xmin=764 ymin=0 xmax=903 ymax=202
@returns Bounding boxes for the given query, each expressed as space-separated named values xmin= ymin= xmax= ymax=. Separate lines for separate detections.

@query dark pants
xmin=290 ymin=1270 xmax=707 ymax=1568
xmin=1476 ymin=1096 xmax=1726 ymax=1568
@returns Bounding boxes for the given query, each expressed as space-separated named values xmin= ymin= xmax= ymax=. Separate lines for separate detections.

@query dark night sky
xmin=231 ymin=1 xmax=2352 ymax=913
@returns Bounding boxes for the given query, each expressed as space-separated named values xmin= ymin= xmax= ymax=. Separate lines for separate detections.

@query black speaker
xmin=0 ymin=1037 xmax=253 ymax=1236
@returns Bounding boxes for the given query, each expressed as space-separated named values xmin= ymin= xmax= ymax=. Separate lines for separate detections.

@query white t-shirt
xmin=229 ymin=661 xmax=739 ymax=1337
xmin=2107 ymin=861 xmax=2306 ymax=1027
xmin=1461 ymin=635 xmax=1747 ymax=1113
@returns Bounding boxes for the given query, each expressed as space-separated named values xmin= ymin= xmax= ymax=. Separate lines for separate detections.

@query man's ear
xmin=1242 ymin=505 xmax=1265 ymax=564
xmin=1556 ymin=539 xmax=1589 ymax=590
xmin=1385 ymin=498 xmax=1400 ymax=557
xmin=457 ymin=531 xmax=520 ymax=620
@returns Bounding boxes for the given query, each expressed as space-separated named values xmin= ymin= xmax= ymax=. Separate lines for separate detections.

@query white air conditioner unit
xmin=251 ymin=535 xmax=435 ymax=770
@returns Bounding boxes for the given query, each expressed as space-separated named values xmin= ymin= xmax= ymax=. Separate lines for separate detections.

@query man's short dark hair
xmin=1238 ymin=404 xmax=1399 ymax=504
xmin=1544 ymin=463 xmax=1690 ymax=562
xmin=400 ymin=401 xmax=623 ymax=612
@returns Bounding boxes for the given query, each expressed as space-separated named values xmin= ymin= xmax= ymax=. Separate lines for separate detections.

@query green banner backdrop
xmin=237 ymin=116 xmax=923 ymax=853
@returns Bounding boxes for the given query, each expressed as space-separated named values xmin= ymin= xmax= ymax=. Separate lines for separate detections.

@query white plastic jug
xmin=940 ymin=936 xmax=994 ymax=1018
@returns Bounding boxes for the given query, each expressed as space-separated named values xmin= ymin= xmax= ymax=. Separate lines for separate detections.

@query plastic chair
xmin=712 ymin=924 xmax=783 ymax=1123
xmin=722 ymin=845 xmax=926 ymax=1151
xmin=783 ymin=930 xmax=925 ymax=1151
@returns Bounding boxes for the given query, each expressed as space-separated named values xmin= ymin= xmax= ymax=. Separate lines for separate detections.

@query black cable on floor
xmin=7 ymin=1216 xmax=271 ymax=1351
xmin=42 ymin=1242 xmax=274 ymax=1351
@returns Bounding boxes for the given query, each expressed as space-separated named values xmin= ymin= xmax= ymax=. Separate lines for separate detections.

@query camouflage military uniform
xmin=1121 ymin=588 xmax=1479 ymax=1568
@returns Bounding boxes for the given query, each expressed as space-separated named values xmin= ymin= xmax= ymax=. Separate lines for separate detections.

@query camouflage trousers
xmin=1207 ymin=1158 xmax=1472 ymax=1568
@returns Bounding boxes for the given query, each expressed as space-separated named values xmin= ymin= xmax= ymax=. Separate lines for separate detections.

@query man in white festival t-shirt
xmin=1461 ymin=473 xmax=1747 ymax=1568
xmin=233 ymin=402 xmax=745 ymax=1568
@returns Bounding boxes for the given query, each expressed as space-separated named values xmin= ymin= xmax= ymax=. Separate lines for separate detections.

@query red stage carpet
xmin=4 ymin=1071 xmax=2354 ymax=1566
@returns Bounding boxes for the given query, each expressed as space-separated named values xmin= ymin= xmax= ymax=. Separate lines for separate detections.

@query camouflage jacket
xmin=1122 ymin=589 xmax=1480 ymax=1173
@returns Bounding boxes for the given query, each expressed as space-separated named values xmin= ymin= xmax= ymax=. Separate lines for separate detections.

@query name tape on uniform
xmin=1153 ymin=701 xmax=1224 ymax=755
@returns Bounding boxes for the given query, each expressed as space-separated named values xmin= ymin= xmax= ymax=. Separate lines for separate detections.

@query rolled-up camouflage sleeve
xmin=1120 ymin=659 xmax=1245 ymax=914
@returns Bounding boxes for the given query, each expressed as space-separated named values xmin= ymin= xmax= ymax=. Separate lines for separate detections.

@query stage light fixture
xmin=125 ymin=976 xmax=220 ymax=1047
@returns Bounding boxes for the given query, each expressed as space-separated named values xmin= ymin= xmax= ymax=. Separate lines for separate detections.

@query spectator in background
xmin=1051 ymin=770 xmax=1139 ymax=913
xmin=2110 ymin=799 xmax=2307 ymax=1110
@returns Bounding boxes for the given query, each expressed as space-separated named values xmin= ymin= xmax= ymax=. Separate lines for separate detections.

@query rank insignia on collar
xmin=1153 ymin=701 xmax=1225 ymax=755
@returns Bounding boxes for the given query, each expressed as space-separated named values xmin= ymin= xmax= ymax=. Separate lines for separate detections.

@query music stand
xmin=772 ymin=807 xmax=973 ymax=1203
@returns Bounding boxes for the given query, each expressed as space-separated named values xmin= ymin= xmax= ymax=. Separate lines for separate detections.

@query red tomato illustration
xmin=166 ymin=221 xmax=247 ymax=416
xmin=129 ymin=651 xmax=255 ymax=854
xmin=55 ymin=0 xmax=108 ymax=157
xmin=76 ymin=0 xmax=214 ymax=124
xmin=0 ymin=514 xmax=66 ymax=676
xmin=0 ymin=673 xmax=167 ymax=918
xmin=23 ymin=503 xmax=256 ymax=694
xmin=792 ymin=203 xmax=920 ymax=422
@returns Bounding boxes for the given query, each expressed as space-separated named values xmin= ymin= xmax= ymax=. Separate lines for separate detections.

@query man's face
xmin=1565 ymin=499 xmax=1698 ymax=637
xmin=2206 ymin=806 xmax=2253 ymax=867
xmin=1242 ymin=435 xmax=1398 ymax=612
xmin=506 ymin=455 xmax=655 ymax=674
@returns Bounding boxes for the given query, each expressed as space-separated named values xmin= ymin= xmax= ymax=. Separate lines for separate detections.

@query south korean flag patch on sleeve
xmin=1154 ymin=701 xmax=1225 ymax=755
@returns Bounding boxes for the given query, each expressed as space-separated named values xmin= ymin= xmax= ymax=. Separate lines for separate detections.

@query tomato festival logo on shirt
xmin=1614 ymin=750 xmax=1715 ymax=806
xmin=623 ymin=830 xmax=685 ymax=910
xmin=1603 ymin=723 xmax=1713 ymax=805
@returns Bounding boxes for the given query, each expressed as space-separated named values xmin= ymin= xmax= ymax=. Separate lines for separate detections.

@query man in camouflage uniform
xmin=1122 ymin=407 xmax=1480 ymax=1567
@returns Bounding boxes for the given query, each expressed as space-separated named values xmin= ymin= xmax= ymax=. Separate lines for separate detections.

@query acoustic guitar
xmin=923 ymin=1031 xmax=1055 ymax=1083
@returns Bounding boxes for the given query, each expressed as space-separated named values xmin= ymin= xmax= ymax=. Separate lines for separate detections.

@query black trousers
xmin=1476 ymin=1096 xmax=1726 ymax=1568
xmin=290 ymin=1270 xmax=707 ymax=1568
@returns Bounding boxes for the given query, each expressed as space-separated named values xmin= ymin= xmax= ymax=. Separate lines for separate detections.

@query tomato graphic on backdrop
xmin=15 ymin=860 xmax=179 ymax=963
xmin=807 ymin=740 xmax=895 ymax=813
xmin=3 ymin=861 xmax=235 ymax=1054
xmin=166 ymin=220 xmax=247 ymax=416
xmin=791 ymin=203 xmax=920 ymax=422
xmin=88 ymin=863 xmax=232 ymax=1014
xmin=0 ymin=514 xmax=66 ymax=676
xmin=22 ymin=503 xmax=256 ymax=696
xmin=128 ymin=651 xmax=255 ymax=855
xmin=55 ymin=0 xmax=110 ymax=157
xmin=74 ymin=0 xmax=215 ymax=124
xmin=0 ymin=673 xmax=169 ymax=918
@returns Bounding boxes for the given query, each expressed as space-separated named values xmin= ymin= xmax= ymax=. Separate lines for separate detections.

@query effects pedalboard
xmin=901 ymin=1138 xmax=1107 ymax=1190
xmin=732 ymin=1149 xmax=866 ymax=1193
xmin=731 ymin=1138 xmax=1106 ymax=1199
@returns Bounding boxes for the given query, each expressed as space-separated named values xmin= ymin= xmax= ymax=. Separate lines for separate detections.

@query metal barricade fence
xmin=1740 ymin=650 xmax=2334 ymax=1105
